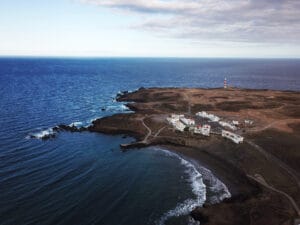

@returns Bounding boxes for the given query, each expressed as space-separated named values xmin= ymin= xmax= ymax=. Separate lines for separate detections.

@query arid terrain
xmin=61 ymin=87 xmax=300 ymax=225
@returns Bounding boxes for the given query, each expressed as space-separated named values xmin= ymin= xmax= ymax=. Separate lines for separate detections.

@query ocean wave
xmin=85 ymin=117 xmax=101 ymax=127
xmin=117 ymin=88 xmax=139 ymax=96
xmin=26 ymin=128 xmax=56 ymax=140
xmin=69 ymin=121 xmax=83 ymax=127
xmin=153 ymin=148 xmax=231 ymax=225
xmin=27 ymin=121 xmax=86 ymax=140
xmin=153 ymin=148 xmax=206 ymax=225
xmin=198 ymin=166 xmax=231 ymax=204
xmin=105 ymin=103 xmax=130 ymax=112
xmin=120 ymin=104 xmax=129 ymax=111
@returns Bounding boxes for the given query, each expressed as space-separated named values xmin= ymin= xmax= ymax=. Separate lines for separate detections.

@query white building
xmin=174 ymin=120 xmax=186 ymax=132
xmin=194 ymin=124 xmax=211 ymax=136
xmin=171 ymin=114 xmax=184 ymax=120
xmin=202 ymin=124 xmax=211 ymax=136
xmin=196 ymin=111 xmax=220 ymax=122
xmin=167 ymin=114 xmax=186 ymax=132
xmin=222 ymin=130 xmax=244 ymax=144
xmin=166 ymin=117 xmax=177 ymax=126
xmin=219 ymin=121 xmax=237 ymax=130
xmin=244 ymin=120 xmax=253 ymax=125
xmin=180 ymin=117 xmax=195 ymax=126
xmin=167 ymin=114 xmax=184 ymax=125
xmin=232 ymin=120 xmax=239 ymax=126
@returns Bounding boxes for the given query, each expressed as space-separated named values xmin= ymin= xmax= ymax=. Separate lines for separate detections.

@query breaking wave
xmin=69 ymin=121 xmax=83 ymax=127
xmin=105 ymin=103 xmax=130 ymax=112
xmin=198 ymin=165 xmax=231 ymax=204
xmin=154 ymin=148 xmax=206 ymax=225
xmin=27 ymin=121 xmax=85 ymax=140
xmin=26 ymin=128 xmax=56 ymax=139
xmin=153 ymin=148 xmax=231 ymax=225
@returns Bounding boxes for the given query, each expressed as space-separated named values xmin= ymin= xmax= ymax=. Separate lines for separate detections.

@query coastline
xmin=36 ymin=87 xmax=300 ymax=224
xmin=160 ymin=144 xmax=256 ymax=198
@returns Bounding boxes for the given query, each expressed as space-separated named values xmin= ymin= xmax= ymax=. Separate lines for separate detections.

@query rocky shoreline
xmin=39 ymin=87 xmax=300 ymax=224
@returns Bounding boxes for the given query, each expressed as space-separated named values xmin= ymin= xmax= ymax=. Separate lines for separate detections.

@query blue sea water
xmin=0 ymin=57 xmax=299 ymax=225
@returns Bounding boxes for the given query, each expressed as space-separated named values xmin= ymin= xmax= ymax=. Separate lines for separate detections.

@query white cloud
xmin=81 ymin=0 xmax=300 ymax=43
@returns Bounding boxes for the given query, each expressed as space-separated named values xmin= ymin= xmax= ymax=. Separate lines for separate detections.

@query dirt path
xmin=248 ymin=174 xmax=300 ymax=217
xmin=182 ymin=92 xmax=191 ymax=115
xmin=246 ymin=140 xmax=300 ymax=189
xmin=154 ymin=126 xmax=166 ymax=137
xmin=140 ymin=118 xmax=152 ymax=143
xmin=249 ymin=118 xmax=300 ymax=133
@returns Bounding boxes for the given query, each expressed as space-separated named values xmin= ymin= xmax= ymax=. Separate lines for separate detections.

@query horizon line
xmin=1 ymin=55 xmax=300 ymax=60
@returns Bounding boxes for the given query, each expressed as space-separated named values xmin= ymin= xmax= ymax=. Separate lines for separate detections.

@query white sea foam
xmin=87 ymin=117 xmax=99 ymax=124
xmin=120 ymin=104 xmax=129 ymax=111
xmin=69 ymin=121 xmax=83 ymax=127
xmin=153 ymin=148 xmax=206 ymax=225
xmin=28 ymin=120 xmax=85 ymax=140
xmin=198 ymin=166 xmax=231 ymax=204
xmin=153 ymin=148 xmax=231 ymax=225
xmin=117 ymin=88 xmax=138 ymax=95
xmin=105 ymin=104 xmax=130 ymax=112
xmin=27 ymin=128 xmax=56 ymax=139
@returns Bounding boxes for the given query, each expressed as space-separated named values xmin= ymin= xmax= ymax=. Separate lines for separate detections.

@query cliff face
xmin=89 ymin=113 xmax=146 ymax=139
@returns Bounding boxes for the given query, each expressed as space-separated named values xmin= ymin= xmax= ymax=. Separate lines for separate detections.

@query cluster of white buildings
xmin=222 ymin=130 xmax=244 ymax=144
xmin=245 ymin=120 xmax=253 ymax=125
xmin=196 ymin=111 xmax=239 ymax=131
xmin=194 ymin=124 xmax=211 ymax=136
xmin=180 ymin=117 xmax=195 ymax=126
xmin=196 ymin=111 xmax=220 ymax=122
xmin=167 ymin=114 xmax=210 ymax=136
xmin=166 ymin=111 xmax=249 ymax=144
xmin=166 ymin=114 xmax=186 ymax=132
xmin=219 ymin=121 xmax=237 ymax=131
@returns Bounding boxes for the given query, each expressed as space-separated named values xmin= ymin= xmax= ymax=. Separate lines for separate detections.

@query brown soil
xmin=88 ymin=87 xmax=300 ymax=225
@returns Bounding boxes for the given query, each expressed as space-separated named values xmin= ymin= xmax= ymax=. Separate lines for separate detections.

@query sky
xmin=0 ymin=0 xmax=300 ymax=58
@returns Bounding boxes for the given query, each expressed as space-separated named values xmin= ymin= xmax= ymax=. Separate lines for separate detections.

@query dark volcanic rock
xmin=54 ymin=124 xmax=87 ymax=132
xmin=88 ymin=114 xmax=145 ymax=140
xmin=30 ymin=133 xmax=56 ymax=140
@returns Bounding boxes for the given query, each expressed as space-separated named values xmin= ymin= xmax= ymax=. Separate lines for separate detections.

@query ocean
xmin=0 ymin=57 xmax=299 ymax=225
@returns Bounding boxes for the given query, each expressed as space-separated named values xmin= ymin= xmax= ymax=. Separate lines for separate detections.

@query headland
xmin=59 ymin=87 xmax=300 ymax=224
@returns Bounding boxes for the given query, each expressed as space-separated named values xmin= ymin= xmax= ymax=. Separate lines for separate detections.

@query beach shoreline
xmin=53 ymin=87 xmax=300 ymax=224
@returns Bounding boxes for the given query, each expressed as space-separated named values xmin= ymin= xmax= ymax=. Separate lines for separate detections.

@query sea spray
xmin=27 ymin=128 xmax=56 ymax=140
xmin=153 ymin=148 xmax=206 ymax=225
xmin=27 ymin=101 xmax=131 ymax=140
xmin=197 ymin=165 xmax=231 ymax=204
xmin=153 ymin=148 xmax=231 ymax=225
xmin=69 ymin=121 xmax=83 ymax=128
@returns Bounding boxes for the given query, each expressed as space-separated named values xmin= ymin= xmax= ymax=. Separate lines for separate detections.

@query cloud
xmin=81 ymin=0 xmax=300 ymax=43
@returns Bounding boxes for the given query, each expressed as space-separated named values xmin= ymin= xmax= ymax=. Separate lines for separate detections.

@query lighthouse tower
xmin=224 ymin=77 xmax=227 ymax=89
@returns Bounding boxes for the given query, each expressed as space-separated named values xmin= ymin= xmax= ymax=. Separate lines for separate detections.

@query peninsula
xmin=61 ymin=87 xmax=300 ymax=225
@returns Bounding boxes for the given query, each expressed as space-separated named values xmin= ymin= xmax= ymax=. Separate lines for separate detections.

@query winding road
xmin=182 ymin=92 xmax=191 ymax=115
xmin=246 ymin=140 xmax=300 ymax=218
xmin=248 ymin=174 xmax=300 ymax=217
xmin=154 ymin=126 xmax=166 ymax=137
xmin=140 ymin=118 xmax=152 ymax=143
xmin=246 ymin=140 xmax=300 ymax=189
xmin=136 ymin=113 xmax=300 ymax=217
xmin=248 ymin=118 xmax=300 ymax=133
